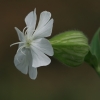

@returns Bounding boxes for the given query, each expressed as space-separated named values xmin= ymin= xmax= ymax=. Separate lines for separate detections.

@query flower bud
xmin=50 ymin=31 xmax=89 ymax=67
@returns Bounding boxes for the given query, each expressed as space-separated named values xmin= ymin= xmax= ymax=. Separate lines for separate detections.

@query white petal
xmin=30 ymin=46 xmax=51 ymax=68
xmin=31 ymin=38 xmax=54 ymax=56
xmin=29 ymin=67 xmax=37 ymax=80
xmin=33 ymin=19 xmax=54 ymax=39
xmin=15 ymin=27 xmax=25 ymax=42
xmin=36 ymin=11 xmax=51 ymax=29
xmin=28 ymin=50 xmax=38 ymax=79
xmin=25 ymin=9 xmax=37 ymax=34
xmin=14 ymin=48 xmax=29 ymax=74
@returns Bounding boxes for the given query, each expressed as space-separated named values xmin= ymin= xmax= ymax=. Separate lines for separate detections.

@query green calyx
xmin=50 ymin=30 xmax=89 ymax=67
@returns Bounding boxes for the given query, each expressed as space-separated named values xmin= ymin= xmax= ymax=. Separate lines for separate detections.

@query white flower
xmin=10 ymin=9 xmax=54 ymax=80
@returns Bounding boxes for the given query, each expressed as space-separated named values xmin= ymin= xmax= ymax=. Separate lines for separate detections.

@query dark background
xmin=0 ymin=0 xmax=100 ymax=100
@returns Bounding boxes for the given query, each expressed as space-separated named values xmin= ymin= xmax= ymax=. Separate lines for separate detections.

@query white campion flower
xmin=10 ymin=9 xmax=54 ymax=80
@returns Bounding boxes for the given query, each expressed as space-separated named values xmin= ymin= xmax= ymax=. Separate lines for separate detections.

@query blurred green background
xmin=0 ymin=0 xmax=100 ymax=100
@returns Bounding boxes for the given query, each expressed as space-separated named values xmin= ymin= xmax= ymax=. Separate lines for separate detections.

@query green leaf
xmin=84 ymin=50 xmax=98 ymax=69
xmin=84 ymin=50 xmax=100 ymax=76
xmin=88 ymin=28 xmax=100 ymax=75
xmin=90 ymin=28 xmax=100 ymax=63
xmin=50 ymin=31 xmax=89 ymax=67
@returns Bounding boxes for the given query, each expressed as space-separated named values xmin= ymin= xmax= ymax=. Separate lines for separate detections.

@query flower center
xmin=25 ymin=39 xmax=32 ymax=48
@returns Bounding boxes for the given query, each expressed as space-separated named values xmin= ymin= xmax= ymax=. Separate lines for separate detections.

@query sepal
xmin=50 ymin=31 xmax=89 ymax=67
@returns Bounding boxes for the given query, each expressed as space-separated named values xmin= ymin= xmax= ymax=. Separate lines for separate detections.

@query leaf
xmin=88 ymin=28 xmax=100 ymax=75
xmin=50 ymin=31 xmax=89 ymax=67
xmin=84 ymin=50 xmax=98 ymax=69
xmin=90 ymin=28 xmax=100 ymax=63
